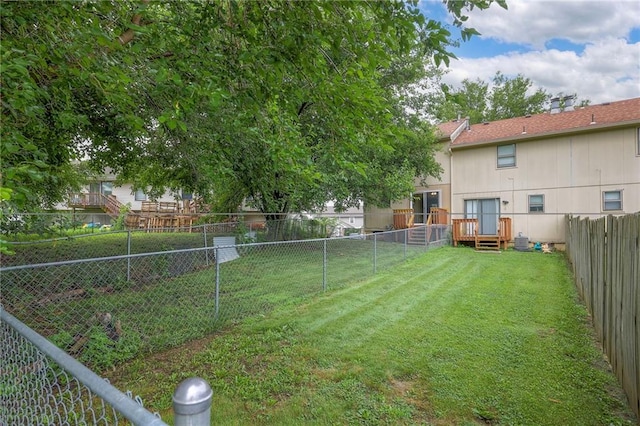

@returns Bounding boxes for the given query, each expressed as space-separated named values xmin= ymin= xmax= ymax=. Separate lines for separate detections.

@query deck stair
xmin=475 ymin=234 xmax=501 ymax=251
xmin=68 ymin=193 xmax=124 ymax=218
xmin=408 ymin=226 xmax=426 ymax=245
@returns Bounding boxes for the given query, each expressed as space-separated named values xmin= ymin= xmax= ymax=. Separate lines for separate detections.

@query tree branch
xmin=117 ymin=0 xmax=150 ymax=45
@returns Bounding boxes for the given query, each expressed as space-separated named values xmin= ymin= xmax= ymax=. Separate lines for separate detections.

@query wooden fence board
xmin=636 ymin=214 xmax=640 ymax=418
xmin=620 ymin=215 xmax=638 ymax=414
xmin=566 ymin=213 xmax=639 ymax=419
xmin=593 ymin=218 xmax=605 ymax=343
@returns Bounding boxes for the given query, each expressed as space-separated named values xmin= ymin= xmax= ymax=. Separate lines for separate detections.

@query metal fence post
xmin=404 ymin=228 xmax=407 ymax=260
xmin=172 ymin=377 xmax=213 ymax=426
xmin=424 ymin=225 xmax=428 ymax=249
xmin=127 ymin=230 xmax=131 ymax=282
xmin=204 ymin=225 xmax=209 ymax=266
xmin=323 ymin=239 xmax=327 ymax=292
xmin=373 ymin=233 xmax=377 ymax=274
xmin=215 ymin=246 xmax=220 ymax=319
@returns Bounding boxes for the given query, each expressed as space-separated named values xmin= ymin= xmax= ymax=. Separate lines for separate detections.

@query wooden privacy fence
xmin=565 ymin=213 xmax=639 ymax=418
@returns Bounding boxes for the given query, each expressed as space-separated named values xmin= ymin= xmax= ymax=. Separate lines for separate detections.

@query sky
xmin=419 ymin=0 xmax=640 ymax=104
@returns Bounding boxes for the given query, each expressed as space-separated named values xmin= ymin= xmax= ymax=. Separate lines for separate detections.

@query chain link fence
xmin=1 ymin=306 xmax=167 ymax=426
xmin=1 ymin=226 xmax=449 ymax=372
xmin=1 ymin=218 xmax=353 ymax=267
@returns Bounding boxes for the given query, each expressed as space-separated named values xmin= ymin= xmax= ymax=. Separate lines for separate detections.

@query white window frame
xmin=636 ymin=127 xmax=640 ymax=156
xmin=497 ymin=144 xmax=516 ymax=168
xmin=602 ymin=190 xmax=622 ymax=211
xmin=528 ymin=194 xmax=544 ymax=213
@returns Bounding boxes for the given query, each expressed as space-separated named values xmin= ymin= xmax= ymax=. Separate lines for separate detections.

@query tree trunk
xmin=264 ymin=212 xmax=287 ymax=241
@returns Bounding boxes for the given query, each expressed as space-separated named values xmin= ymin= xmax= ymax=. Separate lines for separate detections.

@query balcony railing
xmin=68 ymin=192 xmax=104 ymax=209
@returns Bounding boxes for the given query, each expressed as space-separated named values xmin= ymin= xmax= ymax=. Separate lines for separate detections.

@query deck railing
xmin=499 ymin=217 xmax=512 ymax=242
xmin=68 ymin=193 xmax=124 ymax=218
xmin=426 ymin=207 xmax=449 ymax=226
xmin=104 ymin=195 xmax=124 ymax=217
xmin=452 ymin=217 xmax=512 ymax=248
xmin=69 ymin=192 xmax=104 ymax=209
xmin=393 ymin=209 xmax=415 ymax=229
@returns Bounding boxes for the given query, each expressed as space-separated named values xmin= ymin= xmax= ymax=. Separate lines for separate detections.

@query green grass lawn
xmin=3 ymin=237 xmax=416 ymax=371
xmin=1 ymin=231 xmax=208 ymax=266
xmin=105 ymin=247 xmax=636 ymax=425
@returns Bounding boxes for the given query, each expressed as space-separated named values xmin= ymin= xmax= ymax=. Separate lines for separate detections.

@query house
xmin=308 ymin=201 xmax=364 ymax=236
xmin=324 ymin=202 xmax=364 ymax=236
xmin=65 ymin=171 xmax=364 ymax=233
xmin=60 ymin=169 xmax=197 ymax=227
xmin=65 ymin=169 xmax=189 ymax=212
xmin=242 ymin=199 xmax=364 ymax=236
xmin=365 ymin=96 xmax=640 ymax=245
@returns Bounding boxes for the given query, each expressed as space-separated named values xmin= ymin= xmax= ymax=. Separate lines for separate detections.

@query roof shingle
xmin=437 ymin=97 xmax=640 ymax=148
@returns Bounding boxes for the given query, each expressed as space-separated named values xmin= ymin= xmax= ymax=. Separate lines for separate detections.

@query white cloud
xmin=466 ymin=0 xmax=640 ymax=48
xmin=437 ymin=0 xmax=640 ymax=104
xmin=441 ymin=38 xmax=640 ymax=104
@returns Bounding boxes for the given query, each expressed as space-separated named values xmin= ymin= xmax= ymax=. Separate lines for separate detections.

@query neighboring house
xmin=312 ymin=201 xmax=364 ymax=236
xmin=243 ymin=200 xmax=364 ymax=236
xmin=65 ymin=171 xmax=364 ymax=232
xmin=365 ymin=96 xmax=640 ymax=244
xmin=59 ymin=169 xmax=191 ymax=224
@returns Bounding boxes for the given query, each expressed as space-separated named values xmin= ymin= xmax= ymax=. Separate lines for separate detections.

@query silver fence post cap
xmin=172 ymin=377 xmax=213 ymax=415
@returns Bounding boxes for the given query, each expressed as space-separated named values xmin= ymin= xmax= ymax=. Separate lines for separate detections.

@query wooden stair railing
xmin=68 ymin=193 xmax=125 ymax=219
xmin=102 ymin=194 xmax=125 ymax=218
xmin=425 ymin=208 xmax=449 ymax=241
xmin=429 ymin=207 xmax=449 ymax=225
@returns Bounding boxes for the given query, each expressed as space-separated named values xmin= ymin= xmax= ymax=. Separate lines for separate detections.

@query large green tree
xmin=1 ymin=1 xmax=149 ymax=210
xmin=1 ymin=0 xmax=507 ymax=220
xmin=432 ymin=71 xmax=550 ymax=124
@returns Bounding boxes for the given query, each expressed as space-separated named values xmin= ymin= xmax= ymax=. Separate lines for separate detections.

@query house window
xmin=101 ymin=182 xmax=113 ymax=196
xmin=603 ymin=190 xmax=622 ymax=211
xmin=497 ymin=144 xmax=516 ymax=168
xmin=636 ymin=128 xmax=640 ymax=155
xmin=134 ymin=189 xmax=147 ymax=201
xmin=528 ymin=195 xmax=544 ymax=213
xmin=181 ymin=191 xmax=193 ymax=200
xmin=90 ymin=182 xmax=113 ymax=196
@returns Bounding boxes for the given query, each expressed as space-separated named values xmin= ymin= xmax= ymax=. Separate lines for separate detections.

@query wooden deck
xmin=452 ymin=217 xmax=512 ymax=250
xmin=68 ymin=193 xmax=124 ymax=218
xmin=70 ymin=194 xmax=211 ymax=232
xmin=126 ymin=201 xmax=200 ymax=232
xmin=393 ymin=207 xmax=449 ymax=229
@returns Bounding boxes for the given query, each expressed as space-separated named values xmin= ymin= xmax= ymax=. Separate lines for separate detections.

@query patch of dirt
xmin=388 ymin=376 xmax=433 ymax=414
xmin=536 ymin=327 xmax=556 ymax=338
